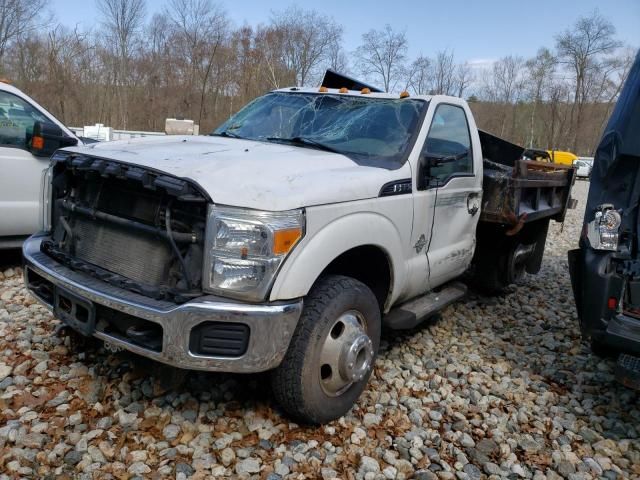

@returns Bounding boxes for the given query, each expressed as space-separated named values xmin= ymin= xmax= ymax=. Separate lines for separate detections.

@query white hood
xmin=63 ymin=135 xmax=411 ymax=211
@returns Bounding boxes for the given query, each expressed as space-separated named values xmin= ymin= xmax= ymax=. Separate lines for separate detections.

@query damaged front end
xmin=23 ymin=150 xmax=303 ymax=372
xmin=43 ymin=151 xmax=209 ymax=304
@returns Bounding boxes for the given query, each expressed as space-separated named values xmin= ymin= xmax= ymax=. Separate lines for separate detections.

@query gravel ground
xmin=1 ymin=180 xmax=639 ymax=480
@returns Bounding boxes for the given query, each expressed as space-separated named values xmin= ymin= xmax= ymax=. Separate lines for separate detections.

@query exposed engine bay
xmin=44 ymin=152 xmax=209 ymax=303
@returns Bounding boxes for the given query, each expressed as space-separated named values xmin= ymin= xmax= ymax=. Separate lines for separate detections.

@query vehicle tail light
xmin=587 ymin=204 xmax=621 ymax=251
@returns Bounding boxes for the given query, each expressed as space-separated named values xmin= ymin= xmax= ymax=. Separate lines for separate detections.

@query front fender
xmin=269 ymin=211 xmax=407 ymax=306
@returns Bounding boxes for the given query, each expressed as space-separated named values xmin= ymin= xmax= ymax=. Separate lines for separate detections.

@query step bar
xmin=384 ymin=282 xmax=467 ymax=330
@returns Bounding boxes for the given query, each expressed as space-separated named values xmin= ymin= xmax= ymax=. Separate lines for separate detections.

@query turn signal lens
xmin=32 ymin=136 xmax=44 ymax=150
xmin=273 ymin=228 xmax=302 ymax=255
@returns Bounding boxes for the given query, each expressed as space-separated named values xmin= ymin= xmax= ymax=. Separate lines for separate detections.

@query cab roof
xmin=273 ymin=86 xmax=434 ymax=102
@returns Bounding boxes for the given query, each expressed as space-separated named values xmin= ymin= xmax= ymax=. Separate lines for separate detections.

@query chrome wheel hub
xmin=319 ymin=310 xmax=374 ymax=396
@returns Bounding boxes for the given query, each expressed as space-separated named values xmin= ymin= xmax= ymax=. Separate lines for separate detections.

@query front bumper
xmin=606 ymin=314 xmax=640 ymax=356
xmin=23 ymin=235 xmax=302 ymax=373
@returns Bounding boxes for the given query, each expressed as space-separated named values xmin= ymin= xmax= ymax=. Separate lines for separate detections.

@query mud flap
xmin=567 ymin=248 xmax=584 ymax=325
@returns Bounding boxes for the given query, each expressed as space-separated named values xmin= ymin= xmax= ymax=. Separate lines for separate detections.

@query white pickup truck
xmin=23 ymin=72 xmax=575 ymax=423
xmin=0 ymin=81 xmax=80 ymax=248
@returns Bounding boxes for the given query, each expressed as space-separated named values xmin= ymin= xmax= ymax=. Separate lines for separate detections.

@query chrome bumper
xmin=23 ymin=235 xmax=302 ymax=373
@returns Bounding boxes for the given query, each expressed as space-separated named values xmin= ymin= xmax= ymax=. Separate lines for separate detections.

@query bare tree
xmin=97 ymin=0 xmax=145 ymax=60
xmin=255 ymin=25 xmax=291 ymax=90
xmin=355 ymin=24 xmax=407 ymax=92
xmin=432 ymin=49 xmax=456 ymax=95
xmin=327 ymin=37 xmax=348 ymax=74
xmin=96 ymin=0 xmax=146 ymax=128
xmin=0 ymin=0 xmax=47 ymax=67
xmin=525 ymin=47 xmax=557 ymax=147
xmin=270 ymin=6 xmax=343 ymax=86
xmin=480 ymin=55 xmax=526 ymax=137
xmin=454 ymin=62 xmax=473 ymax=98
xmin=485 ymin=55 xmax=525 ymax=104
xmin=555 ymin=10 xmax=622 ymax=150
xmin=407 ymin=53 xmax=471 ymax=97
xmin=165 ymin=0 xmax=228 ymax=125
xmin=407 ymin=55 xmax=432 ymax=94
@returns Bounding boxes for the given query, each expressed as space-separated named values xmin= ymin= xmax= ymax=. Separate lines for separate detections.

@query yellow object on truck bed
xmin=548 ymin=150 xmax=578 ymax=165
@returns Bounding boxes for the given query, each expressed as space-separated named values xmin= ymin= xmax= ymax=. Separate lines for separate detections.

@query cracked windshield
xmin=213 ymin=92 xmax=426 ymax=165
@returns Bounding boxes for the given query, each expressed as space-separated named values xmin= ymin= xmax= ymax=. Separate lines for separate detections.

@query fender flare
xmin=269 ymin=212 xmax=406 ymax=306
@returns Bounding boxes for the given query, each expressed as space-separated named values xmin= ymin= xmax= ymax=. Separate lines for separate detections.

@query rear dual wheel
xmin=271 ymin=275 xmax=381 ymax=424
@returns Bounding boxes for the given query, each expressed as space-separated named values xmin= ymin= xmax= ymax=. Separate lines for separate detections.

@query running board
xmin=383 ymin=282 xmax=467 ymax=330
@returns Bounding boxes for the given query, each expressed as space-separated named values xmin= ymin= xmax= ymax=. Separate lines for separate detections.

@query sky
xmin=51 ymin=0 xmax=639 ymax=69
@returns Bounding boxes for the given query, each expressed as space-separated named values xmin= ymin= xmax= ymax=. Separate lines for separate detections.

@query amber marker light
xmin=319 ymin=86 xmax=329 ymax=92
xmin=273 ymin=228 xmax=303 ymax=255
xmin=31 ymin=136 xmax=44 ymax=150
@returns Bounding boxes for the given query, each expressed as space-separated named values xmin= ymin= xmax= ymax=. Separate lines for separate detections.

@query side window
xmin=0 ymin=91 xmax=47 ymax=149
xmin=422 ymin=104 xmax=472 ymax=184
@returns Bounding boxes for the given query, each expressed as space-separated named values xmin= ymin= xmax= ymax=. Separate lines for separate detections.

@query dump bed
xmin=479 ymin=130 xmax=576 ymax=226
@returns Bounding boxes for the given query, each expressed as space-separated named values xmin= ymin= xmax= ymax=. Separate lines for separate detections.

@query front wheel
xmin=271 ymin=275 xmax=381 ymax=424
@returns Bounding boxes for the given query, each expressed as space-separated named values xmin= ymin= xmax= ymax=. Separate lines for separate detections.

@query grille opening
xmin=47 ymin=156 xmax=208 ymax=304
xmin=96 ymin=305 xmax=163 ymax=352
xmin=59 ymin=294 xmax=73 ymax=314
xmin=189 ymin=322 xmax=250 ymax=357
xmin=27 ymin=269 xmax=54 ymax=305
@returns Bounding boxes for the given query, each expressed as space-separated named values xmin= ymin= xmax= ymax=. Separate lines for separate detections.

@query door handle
xmin=467 ymin=193 xmax=480 ymax=216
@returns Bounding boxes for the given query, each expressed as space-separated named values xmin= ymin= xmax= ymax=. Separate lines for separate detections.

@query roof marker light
xmin=400 ymin=91 xmax=410 ymax=98
xmin=318 ymin=86 xmax=329 ymax=92
xmin=361 ymin=88 xmax=371 ymax=94
xmin=339 ymin=87 xmax=348 ymax=93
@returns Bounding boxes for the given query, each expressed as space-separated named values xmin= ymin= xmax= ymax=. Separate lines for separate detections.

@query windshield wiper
xmin=265 ymin=136 xmax=340 ymax=154
xmin=211 ymin=130 xmax=244 ymax=139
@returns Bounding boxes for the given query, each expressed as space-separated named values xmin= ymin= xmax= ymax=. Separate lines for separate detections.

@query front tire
xmin=271 ymin=275 xmax=381 ymax=424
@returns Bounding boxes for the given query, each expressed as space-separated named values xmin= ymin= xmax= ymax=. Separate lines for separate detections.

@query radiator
xmin=72 ymin=217 xmax=172 ymax=287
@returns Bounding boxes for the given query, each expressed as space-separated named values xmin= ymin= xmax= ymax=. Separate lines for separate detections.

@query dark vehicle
xmin=568 ymin=50 xmax=640 ymax=387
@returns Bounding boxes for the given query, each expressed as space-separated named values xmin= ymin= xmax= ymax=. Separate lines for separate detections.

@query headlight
xmin=203 ymin=206 xmax=304 ymax=301
xmin=587 ymin=204 xmax=621 ymax=251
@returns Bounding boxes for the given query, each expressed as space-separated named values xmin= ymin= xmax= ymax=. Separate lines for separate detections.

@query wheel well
xmin=320 ymin=245 xmax=392 ymax=311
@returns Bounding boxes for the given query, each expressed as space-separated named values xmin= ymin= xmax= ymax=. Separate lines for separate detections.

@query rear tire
xmin=271 ymin=275 xmax=381 ymax=424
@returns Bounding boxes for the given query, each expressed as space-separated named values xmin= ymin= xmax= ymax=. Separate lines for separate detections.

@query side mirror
xmin=417 ymin=150 xmax=468 ymax=190
xmin=29 ymin=121 xmax=78 ymax=157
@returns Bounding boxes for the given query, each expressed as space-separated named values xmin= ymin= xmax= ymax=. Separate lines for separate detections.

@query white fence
xmin=70 ymin=125 xmax=166 ymax=142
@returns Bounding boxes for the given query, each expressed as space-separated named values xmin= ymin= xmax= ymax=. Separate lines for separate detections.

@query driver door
xmin=0 ymin=90 xmax=51 ymax=238
xmin=415 ymin=103 xmax=482 ymax=288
